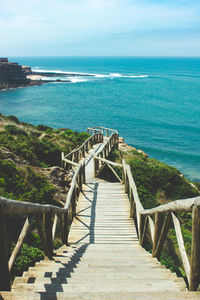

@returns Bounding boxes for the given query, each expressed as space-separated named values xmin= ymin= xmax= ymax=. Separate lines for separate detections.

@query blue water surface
xmin=0 ymin=57 xmax=199 ymax=181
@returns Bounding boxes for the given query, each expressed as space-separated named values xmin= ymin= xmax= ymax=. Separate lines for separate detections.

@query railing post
xmin=36 ymin=213 xmax=53 ymax=258
xmin=152 ymin=212 xmax=163 ymax=257
xmin=153 ymin=212 xmax=171 ymax=260
xmin=139 ymin=214 xmax=145 ymax=244
xmin=94 ymin=156 xmax=98 ymax=177
xmin=61 ymin=152 xmax=64 ymax=168
xmin=79 ymin=166 xmax=82 ymax=191
xmin=60 ymin=211 xmax=69 ymax=246
xmin=82 ymin=163 xmax=86 ymax=184
xmin=129 ymin=187 xmax=134 ymax=218
xmin=44 ymin=212 xmax=54 ymax=257
xmin=125 ymin=170 xmax=129 ymax=194
xmin=189 ymin=206 xmax=200 ymax=291
xmin=0 ymin=210 xmax=10 ymax=291
xmin=72 ymin=188 xmax=76 ymax=217
xmin=122 ymin=160 xmax=126 ymax=184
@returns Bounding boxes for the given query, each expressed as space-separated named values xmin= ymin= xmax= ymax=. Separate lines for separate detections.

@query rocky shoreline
xmin=0 ymin=80 xmax=43 ymax=90
xmin=0 ymin=58 xmax=74 ymax=91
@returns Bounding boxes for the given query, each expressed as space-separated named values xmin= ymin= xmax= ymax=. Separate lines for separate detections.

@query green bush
xmin=0 ymin=160 xmax=56 ymax=205
xmin=5 ymin=125 xmax=27 ymax=136
xmin=37 ymin=124 xmax=53 ymax=131
xmin=12 ymin=244 xmax=44 ymax=276
xmin=129 ymin=158 xmax=199 ymax=208
xmin=0 ymin=132 xmax=61 ymax=166
xmin=7 ymin=115 xmax=20 ymax=124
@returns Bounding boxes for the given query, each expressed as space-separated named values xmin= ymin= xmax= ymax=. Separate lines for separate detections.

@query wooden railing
xmin=0 ymin=161 xmax=86 ymax=291
xmin=92 ymin=127 xmax=119 ymax=177
xmin=61 ymin=129 xmax=103 ymax=169
xmin=0 ymin=127 xmax=106 ymax=291
xmin=122 ymin=159 xmax=200 ymax=291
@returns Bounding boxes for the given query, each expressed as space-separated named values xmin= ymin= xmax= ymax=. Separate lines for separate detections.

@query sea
xmin=0 ymin=57 xmax=199 ymax=182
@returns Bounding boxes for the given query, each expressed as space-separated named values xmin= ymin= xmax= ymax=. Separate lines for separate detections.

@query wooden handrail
xmin=0 ymin=196 xmax=67 ymax=214
xmin=93 ymin=130 xmax=119 ymax=177
xmin=0 ymin=125 xmax=118 ymax=291
xmin=121 ymin=158 xmax=200 ymax=291
xmin=62 ymin=130 xmax=104 ymax=169
xmin=2 ymin=125 xmax=199 ymax=292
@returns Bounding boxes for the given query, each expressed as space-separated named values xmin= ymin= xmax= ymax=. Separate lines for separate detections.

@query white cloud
xmin=0 ymin=0 xmax=200 ymax=55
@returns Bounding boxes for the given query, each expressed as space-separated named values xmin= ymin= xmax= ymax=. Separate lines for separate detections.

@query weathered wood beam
xmin=0 ymin=197 xmax=65 ymax=215
xmin=154 ymin=212 xmax=172 ymax=259
xmin=152 ymin=213 xmax=164 ymax=257
xmin=126 ymin=165 xmax=144 ymax=212
xmin=189 ymin=206 xmax=200 ymax=291
xmin=93 ymin=155 xmax=122 ymax=167
xmin=44 ymin=212 xmax=54 ymax=258
xmin=9 ymin=216 xmax=32 ymax=271
xmin=140 ymin=216 xmax=149 ymax=247
xmin=60 ymin=212 xmax=69 ymax=245
xmin=148 ymin=216 xmax=155 ymax=243
xmin=171 ymin=212 xmax=190 ymax=281
xmin=107 ymin=163 xmax=122 ymax=183
xmin=52 ymin=214 xmax=58 ymax=242
xmin=142 ymin=197 xmax=199 ymax=215
xmin=0 ymin=210 xmax=10 ymax=291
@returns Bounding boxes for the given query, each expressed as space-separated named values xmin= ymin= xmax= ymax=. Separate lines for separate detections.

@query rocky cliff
xmin=0 ymin=58 xmax=42 ymax=90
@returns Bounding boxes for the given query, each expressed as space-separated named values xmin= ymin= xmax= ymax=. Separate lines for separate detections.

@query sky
xmin=0 ymin=0 xmax=200 ymax=56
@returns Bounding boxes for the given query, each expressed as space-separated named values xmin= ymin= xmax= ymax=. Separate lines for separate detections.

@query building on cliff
xmin=0 ymin=58 xmax=30 ymax=84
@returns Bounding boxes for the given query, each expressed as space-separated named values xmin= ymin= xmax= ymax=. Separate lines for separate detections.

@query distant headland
xmin=0 ymin=58 xmax=95 ymax=90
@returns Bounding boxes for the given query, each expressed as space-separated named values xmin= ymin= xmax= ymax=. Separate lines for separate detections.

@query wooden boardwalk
xmin=1 ymin=137 xmax=200 ymax=299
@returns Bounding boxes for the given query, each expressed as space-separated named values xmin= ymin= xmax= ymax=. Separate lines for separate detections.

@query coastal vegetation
xmin=109 ymin=146 xmax=199 ymax=283
xmin=0 ymin=113 xmax=90 ymax=278
xmin=1 ymin=112 xmax=199 ymax=282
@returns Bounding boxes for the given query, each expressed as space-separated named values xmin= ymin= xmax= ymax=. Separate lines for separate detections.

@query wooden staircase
xmin=1 ymin=128 xmax=200 ymax=299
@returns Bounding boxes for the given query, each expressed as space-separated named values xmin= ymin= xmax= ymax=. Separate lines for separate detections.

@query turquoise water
xmin=0 ymin=57 xmax=200 ymax=181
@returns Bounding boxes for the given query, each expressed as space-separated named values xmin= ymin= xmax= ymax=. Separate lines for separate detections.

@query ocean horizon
xmin=0 ymin=56 xmax=199 ymax=182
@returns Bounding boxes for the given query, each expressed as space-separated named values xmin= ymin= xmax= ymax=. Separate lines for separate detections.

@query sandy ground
xmin=27 ymin=74 xmax=44 ymax=80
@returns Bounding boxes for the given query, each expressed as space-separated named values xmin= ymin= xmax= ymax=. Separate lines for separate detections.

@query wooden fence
xmin=0 ymin=127 xmax=118 ymax=291
xmin=122 ymin=159 xmax=200 ymax=291
xmin=61 ymin=128 xmax=103 ymax=169
xmin=93 ymin=127 xmax=119 ymax=177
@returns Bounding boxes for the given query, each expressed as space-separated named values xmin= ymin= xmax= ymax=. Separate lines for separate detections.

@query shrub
xmin=0 ymin=160 xmax=56 ymax=205
xmin=5 ymin=125 xmax=27 ymax=136
xmin=7 ymin=115 xmax=20 ymax=124
xmin=12 ymin=244 xmax=44 ymax=276
xmin=37 ymin=124 xmax=53 ymax=131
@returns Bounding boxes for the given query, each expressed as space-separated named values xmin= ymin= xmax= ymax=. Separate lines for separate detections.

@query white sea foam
xmin=32 ymin=68 xmax=149 ymax=80
xmin=95 ymin=73 xmax=149 ymax=78
xmin=109 ymin=73 xmax=122 ymax=77
xmin=68 ymin=77 xmax=88 ymax=83
xmin=94 ymin=74 xmax=110 ymax=78
xmin=129 ymin=75 xmax=149 ymax=78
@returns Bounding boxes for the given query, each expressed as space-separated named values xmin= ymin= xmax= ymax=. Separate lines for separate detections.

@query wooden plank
xmin=154 ymin=212 xmax=172 ymax=259
xmin=140 ymin=216 xmax=149 ymax=246
xmin=152 ymin=213 xmax=164 ymax=257
xmin=139 ymin=214 xmax=145 ymax=244
xmin=44 ymin=212 xmax=54 ymax=258
xmin=148 ymin=216 xmax=155 ymax=243
xmin=143 ymin=197 xmax=198 ymax=215
xmin=93 ymin=155 xmax=122 ymax=167
xmin=171 ymin=212 xmax=190 ymax=281
xmin=107 ymin=163 xmax=122 ymax=183
xmin=0 ymin=210 xmax=10 ymax=291
xmin=52 ymin=214 xmax=58 ymax=242
xmin=60 ymin=212 xmax=69 ymax=246
xmin=126 ymin=165 xmax=143 ymax=212
xmin=9 ymin=216 xmax=32 ymax=271
xmin=0 ymin=196 xmax=65 ymax=215
xmin=189 ymin=206 xmax=200 ymax=291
